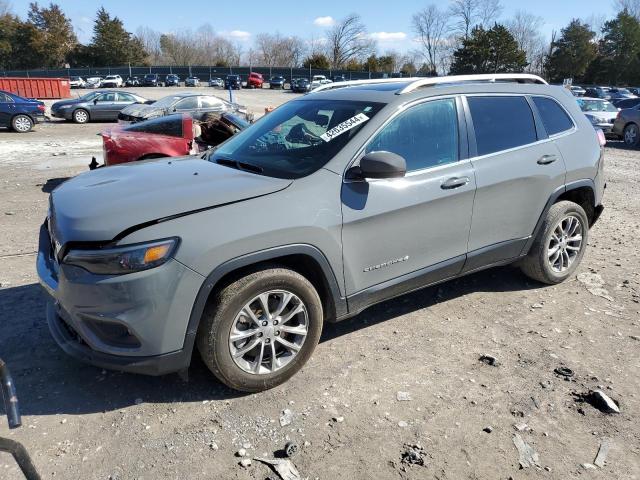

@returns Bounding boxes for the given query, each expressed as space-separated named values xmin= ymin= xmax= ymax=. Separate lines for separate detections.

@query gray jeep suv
xmin=38 ymin=74 xmax=605 ymax=392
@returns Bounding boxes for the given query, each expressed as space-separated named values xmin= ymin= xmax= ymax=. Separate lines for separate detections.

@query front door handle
xmin=441 ymin=176 xmax=470 ymax=190
xmin=537 ymin=155 xmax=558 ymax=165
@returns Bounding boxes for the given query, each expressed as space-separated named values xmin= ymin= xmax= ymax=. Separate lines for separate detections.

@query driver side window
xmin=97 ymin=93 xmax=116 ymax=103
xmin=365 ymin=98 xmax=459 ymax=172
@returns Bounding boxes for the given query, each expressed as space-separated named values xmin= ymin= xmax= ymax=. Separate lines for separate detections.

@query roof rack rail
xmin=308 ymin=74 xmax=548 ymax=95
xmin=309 ymin=77 xmax=416 ymax=94
xmin=397 ymin=74 xmax=548 ymax=94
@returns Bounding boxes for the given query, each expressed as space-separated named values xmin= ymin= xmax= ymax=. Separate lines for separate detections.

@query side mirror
xmin=93 ymin=98 xmax=98 ymax=105
xmin=347 ymin=151 xmax=407 ymax=180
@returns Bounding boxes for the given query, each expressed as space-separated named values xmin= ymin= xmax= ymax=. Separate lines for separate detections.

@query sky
xmin=11 ymin=0 xmax=618 ymax=53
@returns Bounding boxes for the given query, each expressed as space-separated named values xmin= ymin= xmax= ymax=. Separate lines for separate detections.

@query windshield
xmin=577 ymin=99 xmax=618 ymax=112
xmin=209 ymin=99 xmax=384 ymax=179
xmin=152 ymin=95 xmax=184 ymax=108
xmin=145 ymin=74 xmax=156 ymax=80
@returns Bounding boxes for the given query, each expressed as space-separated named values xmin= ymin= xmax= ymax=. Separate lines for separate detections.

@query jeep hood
xmin=49 ymin=157 xmax=292 ymax=245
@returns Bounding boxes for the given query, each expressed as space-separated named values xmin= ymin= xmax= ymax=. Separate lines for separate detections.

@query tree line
xmin=3 ymin=0 xmax=640 ymax=86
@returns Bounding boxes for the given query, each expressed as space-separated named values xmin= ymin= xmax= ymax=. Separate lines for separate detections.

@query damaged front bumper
xmin=36 ymin=223 xmax=203 ymax=376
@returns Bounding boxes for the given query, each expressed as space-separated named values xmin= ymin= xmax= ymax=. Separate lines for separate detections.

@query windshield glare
xmin=210 ymin=99 xmax=384 ymax=179
xmin=578 ymin=99 xmax=618 ymax=112
xmin=80 ymin=91 xmax=100 ymax=101
xmin=152 ymin=95 xmax=183 ymax=108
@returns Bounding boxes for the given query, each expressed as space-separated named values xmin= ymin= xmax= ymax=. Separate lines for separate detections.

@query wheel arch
xmin=521 ymin=180 xmax=597 ymax=256
xmin=181 ymin=245 xmax=347 ymax=362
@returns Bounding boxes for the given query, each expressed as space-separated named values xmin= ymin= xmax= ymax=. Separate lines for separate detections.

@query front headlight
xmin=63 ymin=238 xmax=179 ymax=275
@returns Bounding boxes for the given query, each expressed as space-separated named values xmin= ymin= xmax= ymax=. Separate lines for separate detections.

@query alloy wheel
xmin=74 ymin=110 xmax=88 ymax=123
xmin=624 ymin=124 xmax=638 ymax=145
xmin=547 ymin=214 xmax=583 ymax=273
xmin=13 ymin=116 xmax=32 ymax=132
xmin=229 ymin=290 xmax=308 ymax=375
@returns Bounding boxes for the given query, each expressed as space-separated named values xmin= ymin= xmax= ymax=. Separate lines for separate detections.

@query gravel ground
xmin=0 ymin=89 xmax=639 ymax=479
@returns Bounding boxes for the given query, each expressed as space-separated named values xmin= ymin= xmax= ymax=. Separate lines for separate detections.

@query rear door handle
xmin=537 ymin=155 xmax=558 ymax=165
xmin=441 ymin=176 xmax=470 ymax=189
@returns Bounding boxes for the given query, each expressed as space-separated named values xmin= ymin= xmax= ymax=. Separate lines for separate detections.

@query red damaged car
xmin=100 ymin=113 xmax=249 ymax=166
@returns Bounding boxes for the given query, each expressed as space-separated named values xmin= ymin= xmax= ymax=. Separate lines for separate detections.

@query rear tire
xmin=520 ymin=201 xmax=589 ymax=285
xmin=11 ymin=114 xmax=33 ymax=133
xmin=196 ymin=267 xmax=323 ymax=392
xmin=623 ymin=123 xmax=639 ymax=146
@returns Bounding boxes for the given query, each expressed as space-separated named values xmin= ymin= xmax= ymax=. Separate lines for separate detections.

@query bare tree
xmin=412 ymin=4 xmax=450 ymax=74
xmin=326 ymin=13 xmax=375 ymax=68
xmin=477 ymin=0 xmax=503 ymax=28
xmin=254 ymin=32 xmax=306 ymax=67
xmin=160 ymin=30 xmax=204 ymax=65
xmin=584 ymin=13 xmax=607 ymax=40
xmin=0 ymin=0 xmax=11 ymax=16
xmin=506 ymin=11 xmax=545 ymax=73
xmin=614 ymin=0 xmax=640 ymax=19
xmin=449 ymin=0 xmax=503 ymax=38
xmin=136 ymin=27 xmax=162 ymax=64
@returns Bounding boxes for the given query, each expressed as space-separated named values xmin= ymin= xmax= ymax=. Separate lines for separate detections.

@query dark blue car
xmin=0 ymin=90 xmax=45 ymax=133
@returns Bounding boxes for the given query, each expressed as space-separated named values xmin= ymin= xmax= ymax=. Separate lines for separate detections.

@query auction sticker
xmin=321 ymin=113 xmax=369 ymax=142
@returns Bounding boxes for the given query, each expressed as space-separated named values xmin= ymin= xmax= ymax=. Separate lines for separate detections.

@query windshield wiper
xmin=215 ymin=157 xmax=263 ymax=174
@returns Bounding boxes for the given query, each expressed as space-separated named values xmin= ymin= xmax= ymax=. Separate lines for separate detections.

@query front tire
xmin=11 ymin=114 xmax=33 ymax=133
xmin=520 ymin=201 xmax=589 ymax=284
xmin=196 ymin=267 xmax=323 ymax=392
xmin=73 ymin=109 xmax=89 ymax=124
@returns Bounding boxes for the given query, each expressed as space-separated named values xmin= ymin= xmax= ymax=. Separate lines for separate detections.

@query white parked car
xmin=310 ymin=75 xmax=332 ymax=90
xmin=85 ymin=77 xmax=103 ymax=89
xmin=101 ymin=75 xmax=123 ymax=88
xmin=69 ymin=76 xmax=86 ymax=89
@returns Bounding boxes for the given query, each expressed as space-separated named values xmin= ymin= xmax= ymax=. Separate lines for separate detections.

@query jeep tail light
xmin=596 ymin=128 xmax=607 ymax=147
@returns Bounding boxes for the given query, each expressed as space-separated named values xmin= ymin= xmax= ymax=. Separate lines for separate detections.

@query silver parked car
xmin=38 ymin=74 xmax=605 ymax=392
xmin=50 ymin=90 xmax=148 ymax=123
xmin=576 ymin=97 xmax=619 ymax=136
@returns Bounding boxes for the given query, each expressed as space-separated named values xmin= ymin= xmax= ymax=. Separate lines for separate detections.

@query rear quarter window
xmin=468 ymin=96 xmax=537 ymax=156
xmin=532 ymin=96 xmax=574 ymax=136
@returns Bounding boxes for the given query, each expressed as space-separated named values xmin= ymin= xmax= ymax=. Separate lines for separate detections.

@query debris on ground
xmin=513 ymin=423 xmax=529 ymax=432
xmin=483 ymin=426 xmax=493 ymax=433
xmin=332 ymin=416 xmax=344 ymax=423
xmin=579 ymin=390 xmax=621 ymax=414
xmin=398 ymin=420 xmax=408 ymax=428
xmin=512 ymin=434 xmax=540 ymax=469
xmin=284 ymin=441 xmax=299 ymax=458
xmin=554 ymin=366 xmax=574 ymax=379
xmin=479 ymin=354 xmax=499 ymax=366
xmin=396 ymin=391 xmax=412 ymax=401
xmin=594 ymin=438 xmax=612 ymax=467
xmin=401 ymin=444 xmax=426 ymax=466
xmin=255 ymin=457 xmax=301 ymax=480
xmin=237 ymin=448 xmax=247 ymax=457
xmin=279 ymin=409 xmax=294 ymax=427
xmin=239 ymin=458 xmax=252 ymax=468
xmin=581 ymin=463 xmax=597 ymax=470
xmin=577 ymin=272 xmax=614 ymax=301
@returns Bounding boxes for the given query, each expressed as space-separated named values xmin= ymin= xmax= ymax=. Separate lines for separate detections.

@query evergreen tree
xmin=596 ymin=10 xmax=640 ymax=85
xmin=546 ymin=20 xmax=597 ymax=83
xmin=302 ymin=53 xmax=331 ymax=69
xmin=88 ymin=7 xmax=148 ymax=66
xmin=25 ymin=2 xmax=77 ymax=67
xmin=450 ymin=24 xmax=527 ymax=74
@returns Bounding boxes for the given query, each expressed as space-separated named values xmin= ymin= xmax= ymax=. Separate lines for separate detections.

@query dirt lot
xmin=0 ymin=88 xmax=639 ymax=479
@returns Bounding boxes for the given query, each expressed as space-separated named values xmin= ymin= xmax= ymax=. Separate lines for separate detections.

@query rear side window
xmin=468 ymin=96 xmax=537 ymax=156
xmin=124 ymin=115 xmax=184 ymax=138
xmin=532 ymin=97 xmax=574 ymax=136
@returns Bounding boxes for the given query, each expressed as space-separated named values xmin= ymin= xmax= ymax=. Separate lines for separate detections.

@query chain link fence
xmin=1 ymin=65 xmax=401 ymax=81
